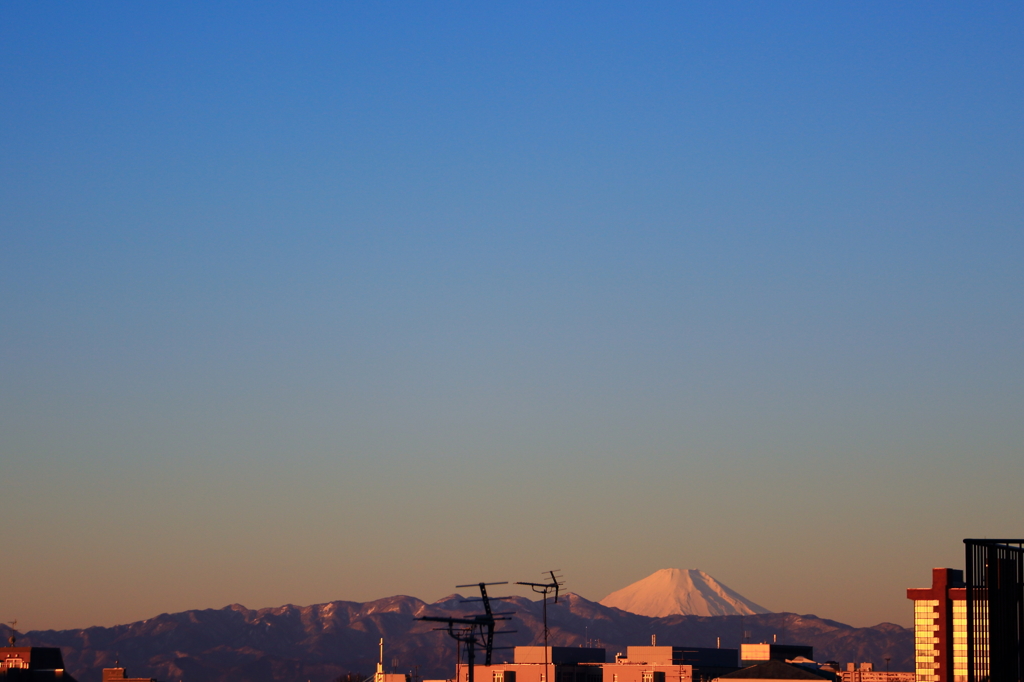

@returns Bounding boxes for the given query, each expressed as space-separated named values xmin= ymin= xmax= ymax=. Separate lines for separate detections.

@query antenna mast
xmin=7 ymin=620 xmax=17 ymax=647
xmin=417 ymin=582 xmax=517 ymax=682
xmin=515 ymin=571 xmax=564 ymax=682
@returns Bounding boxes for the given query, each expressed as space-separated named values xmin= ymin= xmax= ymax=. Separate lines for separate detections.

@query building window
xmin=914 ymin=597 xmax=941 ymax=681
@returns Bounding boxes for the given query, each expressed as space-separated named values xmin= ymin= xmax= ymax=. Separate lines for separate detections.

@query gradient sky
xmin=2 ymin=2 xmax=1022 ymax=633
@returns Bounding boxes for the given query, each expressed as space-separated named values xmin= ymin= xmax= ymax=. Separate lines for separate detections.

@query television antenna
xmin=417 ymin=582 xmax=517 ymax=682
xmin=515 ymin=571 xmax=564 ymax=682
xmin=7 ymin=619 xmax=17 ymax=647
xmin=515 ymin=571 xmax=563 ymax=651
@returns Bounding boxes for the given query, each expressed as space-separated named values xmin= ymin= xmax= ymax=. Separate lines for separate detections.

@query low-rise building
xmin=0 ymin=648 xmax=77 ymax=681
xmin=739 ymin=646 xmax=814 ymax=668
xmin=822 ymin=663 xmax=913 ymax=682
xmin=458 ymin=645 xmax=744 ymax=682
xmin=101 ymin=668 xmax=156 ymax=682
xmin=715 ymin=660 xmax=834 ymax=682
xmin=456 ymin=646 xmax=607 ymax=682
xmin=614 ymin=646 xmax=739 ymax=682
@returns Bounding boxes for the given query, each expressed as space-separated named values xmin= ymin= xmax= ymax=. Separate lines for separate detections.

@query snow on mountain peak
xmin=599 ymin=568 xmax=771 ymax=617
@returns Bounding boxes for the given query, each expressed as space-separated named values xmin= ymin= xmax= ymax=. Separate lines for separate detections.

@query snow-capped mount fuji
xmin=600 ymin=568 xmax=771 ymax=617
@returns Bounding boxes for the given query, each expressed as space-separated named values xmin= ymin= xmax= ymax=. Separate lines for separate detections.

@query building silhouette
xmin=0 ymin=648 xmax=77 ymax=681
xmin=963 ymin=539 xmax=1024 ymax=682
xmin=101 ymin=668 xmax=156 ymax=682
xmin=908 ymin=540 xmax=1024 ymax=682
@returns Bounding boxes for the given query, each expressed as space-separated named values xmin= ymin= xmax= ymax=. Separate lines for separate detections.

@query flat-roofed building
xmin=0 ymin=648 xmax=77 ymax=681
xmin=101 ymin=668 xmax=156 ymax=682
xmin=516 ymin=649 xmax=606 ymax=666
xmin=824 ymin=663 xmax=913 ymax=682
xmin=461 ymin=644 xmax=744 ymax=682
xmin=615 ymin=646 xmax=738 ymax=682
xmin=464 ymin=644 xmax=745 ymax=682
xmin=457 ymin=648 xmax=607 ymax=682
xmin=739 ymin=646 xmax=814 ymax=668
xmin=602 ymin=661 xmax=692 ymax=682
xmin=620 ymin=648 xmax=738 ymax=669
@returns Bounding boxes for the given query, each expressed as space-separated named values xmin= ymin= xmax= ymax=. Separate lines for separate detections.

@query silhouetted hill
xmin=2 ymin=594 xmax=911 ymax=682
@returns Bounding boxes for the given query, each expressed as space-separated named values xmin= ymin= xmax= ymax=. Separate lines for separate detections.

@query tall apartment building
xmin=909 ymin=541 xmax=1024 ymax=682
xmin=907 ymin=568 xmax=967 ymax=682
xmin=963 ymin=538 xmax=1024 ymax=682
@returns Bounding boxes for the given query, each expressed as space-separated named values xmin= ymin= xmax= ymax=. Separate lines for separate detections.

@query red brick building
xmin=906 ymin=568 xmax=967 ymax=682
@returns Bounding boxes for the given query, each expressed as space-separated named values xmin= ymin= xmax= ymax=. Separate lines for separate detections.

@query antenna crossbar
xmin=460 ymin=597 xmax=515 ymax=602
xmin=514 ymin=570 xmax=565 ymax=682
xmin=416 ymin=580 xmax=517 ymax=682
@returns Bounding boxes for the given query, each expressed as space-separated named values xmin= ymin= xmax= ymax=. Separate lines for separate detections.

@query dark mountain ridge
xmin=2 ymin=594 xmax=912 ymax=682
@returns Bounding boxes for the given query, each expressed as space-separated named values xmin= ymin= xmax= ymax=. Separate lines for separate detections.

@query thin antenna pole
xmin=544 ymin=596 xmax=548 ymax=682
xmin=515 ymin=570 xmax=563 ymax=682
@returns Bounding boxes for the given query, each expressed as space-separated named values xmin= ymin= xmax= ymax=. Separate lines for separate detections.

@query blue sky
xmin=2 ymin=2 xmax=1022 ymax=631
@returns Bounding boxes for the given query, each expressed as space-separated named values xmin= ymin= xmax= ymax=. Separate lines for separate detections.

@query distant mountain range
xmin=600 ymin=569 xmax=771 ymax=617
xmin=3 ymin=591 xmax=911 ymax=682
